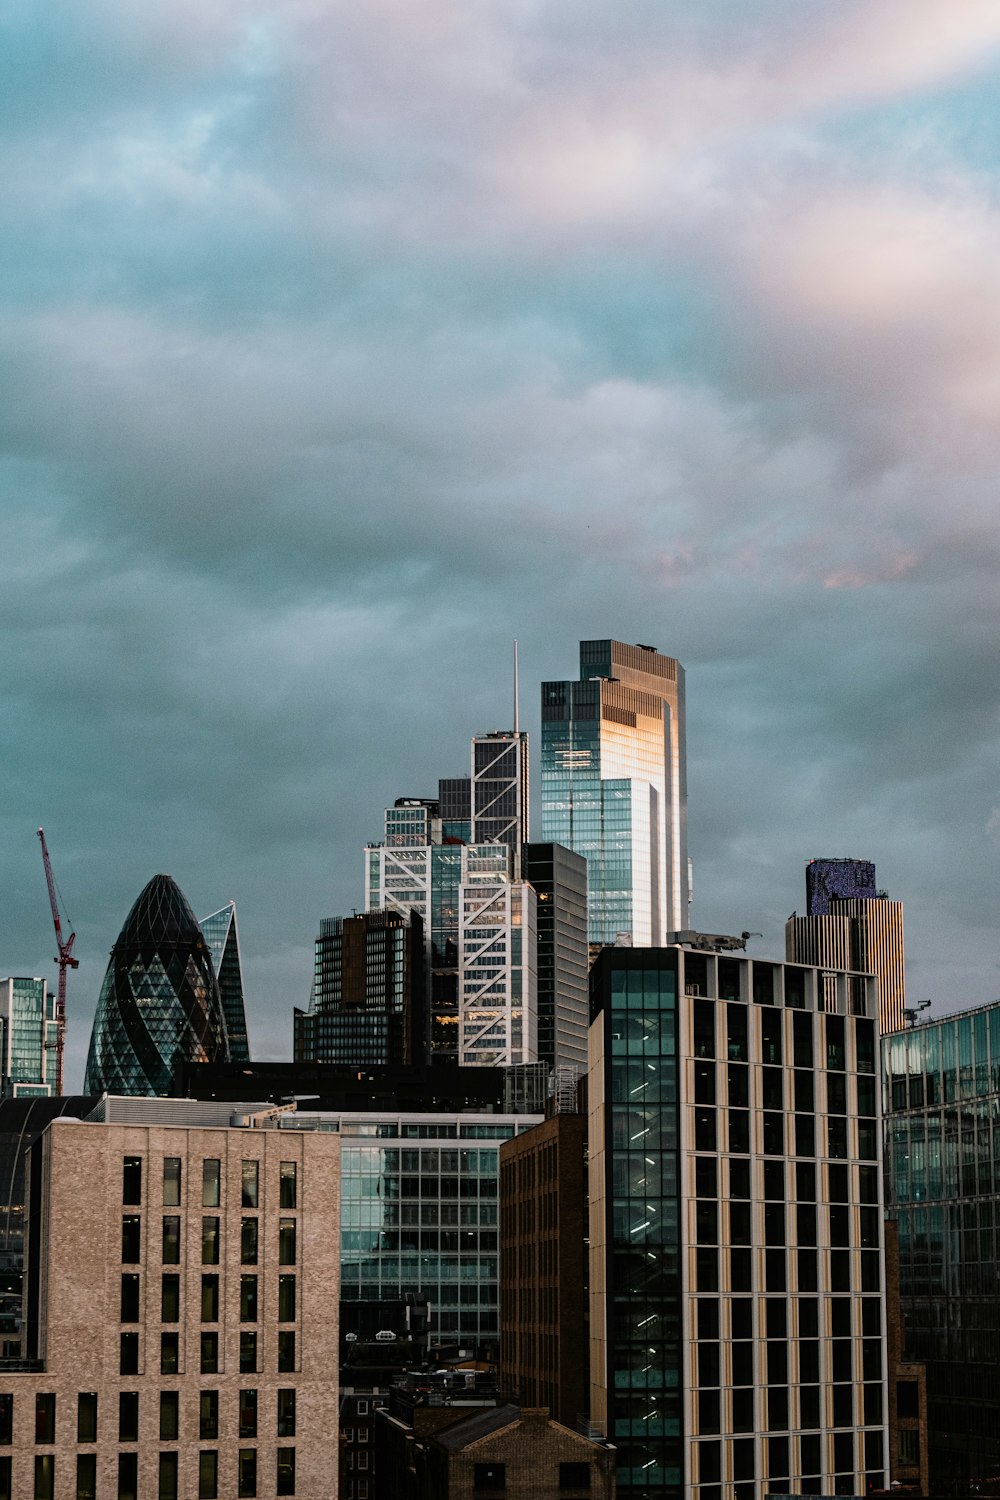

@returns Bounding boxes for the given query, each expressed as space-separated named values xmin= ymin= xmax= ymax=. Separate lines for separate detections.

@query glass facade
xmin=84 ymin=875 xmax=231 ymax=1096
xmin=283 ymin=1111 xmax=540 ymax=1347
xmin=541 ymin=640 xmax=688 ymax=945
xmin=199 ymin=904 xmax=250 ymax=1062
xmin=295 ymin=911 xmax=426 ymax=1067
xmin=0 ymin=980 xmax=57 ymax=1099
xmin=521 ymin=842 xmax=589 ymax=1072
xmin=884 ymin=1003 xmax=1000 ymax=1489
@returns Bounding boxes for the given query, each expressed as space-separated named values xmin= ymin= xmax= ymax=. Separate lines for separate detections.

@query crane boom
xmin=37 ymin=828 xmax=78 ymax=1096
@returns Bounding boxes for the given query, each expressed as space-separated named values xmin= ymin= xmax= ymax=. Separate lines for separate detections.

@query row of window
xmin=124 ymin=1157 xmax=298 ymax=1210
xmin=692 ymin=1108 xmax=878 ymax=1160
xmin=692 ymin=1002 xmax=876 ymax=1073
xmin=120 ymin=1269 xmax=296 ymax=1323
xmin=119 ymin=1329 xmax=297 ymax=1375
xmin=14 ymin=1388 xmax=294 ymax=1446
xmin=123 ymin=1216 xmax=297 ymax=1268
xmin=0 ymin=1447 xmax=297 ymax=1500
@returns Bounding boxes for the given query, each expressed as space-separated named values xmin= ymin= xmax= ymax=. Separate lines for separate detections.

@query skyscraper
xmin=294 ymin=909 xmax=427 ymax=1067
xmin=786 ymin=860 xmax=906 ymax=1034
xmin=541 ymin=639 xmax=689 ymax=945
xmin=471 ymin=730 xmax=529 ymax=851
xmin=199 ymin=901 xmax=251 ymax=1062
xmin=0 ymin=979 xmax=58 ymax=1098
xmin=84 ymin=873 xmax=231 ymax=1095
xmin=521 ymin=842 xmax=589 ymax=1072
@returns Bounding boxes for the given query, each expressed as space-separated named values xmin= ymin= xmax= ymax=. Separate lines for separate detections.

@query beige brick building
xmin=0 ymin=1111 xmax=340 ymax=1499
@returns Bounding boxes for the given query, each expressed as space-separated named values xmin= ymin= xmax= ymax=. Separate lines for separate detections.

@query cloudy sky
xmin=3 ymin=0 xmax=999 ymax=1087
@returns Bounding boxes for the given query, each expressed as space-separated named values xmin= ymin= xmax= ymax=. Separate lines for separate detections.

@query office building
xmin=471 ymin=730 xmax=530 ymax=851
xmin=294 ymin=910 xmax=427 ymax=1067
xmin=786 ymin=860 xmax=905 ymax=1033
xmin=0 ymin=978 xmax=58 ymax=1098
xmin=588 ymin=942 xmax=886 ymax=1500
xmin=200 ymin=903 xmax=251 ymax=1062
xmin=883 ymin=1001 xmax=1000 ymax=1490
xmin=85 ymin=874 xmax=232 ymax=1096
xmin=0 ymin=1104 xmax=339 ymax=1499
xmin=376 ymin=1398 xmax=616 ymax=1500
xmin=541 ymin=640 xmax=689 ymax=945
xmin=499 ymin=1110 xmax=588 ymax=1428
xmin=522 ymin=843 xmax=589 ymax=1072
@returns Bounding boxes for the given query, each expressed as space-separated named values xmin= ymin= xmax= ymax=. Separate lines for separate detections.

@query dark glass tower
xmin=84 ymin=875 xmax=230 ymax=1096
xmin=200 ymin=903 xmax=251 ymax=1062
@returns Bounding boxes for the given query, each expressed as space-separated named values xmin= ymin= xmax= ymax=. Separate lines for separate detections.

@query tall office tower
xmin=367 ymin=795 xmax=537 ymax=1066
xmin=471 ymin=730 xmax=529 ymax=851
xmin=805 ymin=858 xmax=877 ymax=916
xmin=0 ymin=979 xmax=58 ymax=1098
xmin=199 ymin=902 xmax=251 ymax=1062
xmin=541 ymin=639 xmax=689 ymax=946
xmin=883 ymin=1002 xmax=1000 ymax=1491
xmin=0 ymin=1103 xmax=339 ymax=1500
xmin=521 ymin=843 xmax=589 ymax=1072
xmin=786 ymin=859 xmax=906 ymax=1034
xmin=294 ymin=909 xmax=427 ymax=1067
xmin=84 ymin=874 xmax=231 ymax=1096
xmin=588 ymin=942 xmax=887 ymax=1500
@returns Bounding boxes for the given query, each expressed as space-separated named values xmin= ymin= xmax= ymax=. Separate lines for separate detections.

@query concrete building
xmin=499 ymin=1111 xmax=588 ymax=1429
xmin=588 ymin=942 xmax=887 ymax=1500
xmin=0 ymin=978 xmax=58 ymax=1099
xmin=376 ymin=1397 xmax=616 ymax=1500
xmin=883 ymin=1002 xmax=1000 ymax=1490
xmin=786 ymin=860 xmax=905 ymax=1034
xmin=541 ymin=640 xmax=688 ymax=946
xmin=0 ymin=1104 xmax=339 ymax=1499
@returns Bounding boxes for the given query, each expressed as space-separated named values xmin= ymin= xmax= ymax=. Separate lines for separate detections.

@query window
xmin=277 ymin=1448 xmax=296 ymax=1496
xmin=34 ymin=1456 xmax=54 ymax=1500
xmin=120 ymin=1333 xmax=139 ymax=1375
xmin=118 ymin=1453 xmax=138 ymax=1500
xmin=0 ymin=1457 xmax=10 ymax=1500
xmin=76 ymin=1392 xmax=96 ymax=1440
xmin=163 ymin=1158 xmax=181 ymax=1206
xmin=77 ymin=1453 xmax=97 ymax=1500
xmin=241 ymin=1275 xmax=258 ymax=1322
xmin=242 ymin=1161 xmax=259 ymax=1208
xmin=118 ymin=1392 xmax=139 ymax=1443
xmin=202 ymin=1274 xmax=219 ymax=1322
xmin=0 ymin=1395 xmax=10 ymax=1444
xmin=120 ymin=1274 xmax=140 ymax=1322
xmin=240 ymin=1332 xmax=258 ymax=1374
xmin=202 ymin=1217 xmax=220 ymax=1265
xmin=559 ymin=1463 xmax=591 ymax=1491
xmin=239 ymin=1389 xmax=258 ymax=1438
xmin=278 ymin=1330 xmax=296 ymax=1372
xmin=158 ymin=1453 xmax=178 ymax=1500
xmin=202 ymin=1160 xmax=221 ymax=1208
xmin=160 ymin=1391 xmax=179 ymax=1441
xmin=35 ymin=1393 xmax=56 ymax=1444
xmin=280 ymin=1161 xmax=297 ymax=1209
xmin=241 ymin=1218 xmax=259 ymax=1264
xmin=162 ymin=1216 xmax=181 ymax=1264
xmin=279 ymin=1218 xmax=297 ymax=1265
xmin=277 ymin=1388 xmax=296 ymax=1437
xmin=200 ymin=1332 xmax=219 ymax=1374
xmin=121 ymin=1215 xmax=141 ymax=1263
xmin=897 ymin=1380 xmax=919 ymax=1420
xmin=278 ymin=1274 xmax=296 ymax=1322
xmin=122 ymin=1156 xmax=142 ymax=1205
xmin=899 ymin=1429 xmax=920 ymax=1465
xmin=161 ymin=1273 xmax=180 ymax=1322
xmin=199 ymin=1451 xmax=218 ymax=1499
xmin=239 ymin=1450 xmax=258 ymax=1498
xmin=160 ymin=1332 xmax=179 ymax=1375
xmin=200 ymin=1391 xmax=219 ymax=1441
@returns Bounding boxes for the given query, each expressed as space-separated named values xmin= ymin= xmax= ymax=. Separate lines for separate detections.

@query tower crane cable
xmin=36 ymin=828 xmax=78 ymax=1097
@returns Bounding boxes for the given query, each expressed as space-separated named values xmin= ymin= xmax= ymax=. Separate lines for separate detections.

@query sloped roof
xmin=431 ymin=1404 xmax=521 ymax=1451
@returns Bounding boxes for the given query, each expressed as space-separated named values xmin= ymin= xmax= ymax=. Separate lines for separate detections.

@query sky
xmin=2 ymin=0 xmax=999 ymax=1089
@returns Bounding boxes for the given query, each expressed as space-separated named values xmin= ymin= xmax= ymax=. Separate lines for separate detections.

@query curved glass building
xmin=84 ymin=874 xmax=231 ymax=1096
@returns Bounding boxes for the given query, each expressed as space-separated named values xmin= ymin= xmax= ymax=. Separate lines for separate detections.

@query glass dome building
xmin=84 ymin=874 xmax=231 ymax=1096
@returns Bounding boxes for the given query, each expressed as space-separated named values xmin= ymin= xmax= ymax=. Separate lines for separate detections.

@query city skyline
xmin=2 ymin=3 xmax=1000 ymax=1087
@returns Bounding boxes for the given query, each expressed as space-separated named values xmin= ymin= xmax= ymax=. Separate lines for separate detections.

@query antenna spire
xmin=513 ymin=639 xmax=520 ymax=736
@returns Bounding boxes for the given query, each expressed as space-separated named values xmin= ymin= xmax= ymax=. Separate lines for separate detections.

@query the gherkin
xmin=84 ymin=874 xmax=230 ymax=1096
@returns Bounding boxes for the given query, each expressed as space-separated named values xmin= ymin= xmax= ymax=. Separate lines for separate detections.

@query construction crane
xmin=37 ymin=828 xmax=78 ymax=1096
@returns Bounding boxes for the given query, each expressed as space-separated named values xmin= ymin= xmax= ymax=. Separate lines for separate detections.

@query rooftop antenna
xmin=513 ymin=639 xmax=520 ymax=736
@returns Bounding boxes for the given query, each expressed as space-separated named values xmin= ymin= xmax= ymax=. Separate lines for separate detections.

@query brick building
xmin=499 ymin=1111 xmax=588 ymax=1427
xmin=0 ymin=1109 xmax=339 ymax=1499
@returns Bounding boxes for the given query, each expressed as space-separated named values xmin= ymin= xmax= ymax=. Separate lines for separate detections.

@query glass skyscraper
xmin=199 ymin=901 xmax=251 ymax=1062
xmin=0 ymin=979 xmax=58 ymax=1098
xmin=541 ymin=640 xmax=689 ymax=945
xmin=84 ymin=873 xmax=231 ymax=1095
xmin=884 ymin=1002 xmax=1000 ymax=1490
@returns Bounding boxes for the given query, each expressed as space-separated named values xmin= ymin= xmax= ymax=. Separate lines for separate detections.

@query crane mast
xmin=37 ymin=828 xmax=78 ymax=1096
